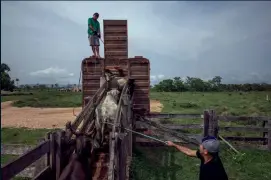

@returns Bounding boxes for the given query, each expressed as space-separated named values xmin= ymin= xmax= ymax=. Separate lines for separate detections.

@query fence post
xmin=268 ymin=120 xmax=271 ymax=151
xmin=55 ymin=130 xmax=65 ymax=179
xmin=208 ymin=110 xmax=218 ymax=138
xmin=49 ymin=132 xmax=56 ymax=180
xmin=263 ymin=121 xmax=267 ymax=145
xmin=203 ymin=110 xmax=210 ymax=137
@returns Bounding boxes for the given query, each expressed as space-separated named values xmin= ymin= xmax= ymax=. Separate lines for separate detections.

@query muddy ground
xmin=1 ymin=100 xmax=163 ymax=129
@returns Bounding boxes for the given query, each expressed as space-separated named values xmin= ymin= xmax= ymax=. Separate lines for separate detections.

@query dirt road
xmin=1 ymin=100 xmax=163 ymax=129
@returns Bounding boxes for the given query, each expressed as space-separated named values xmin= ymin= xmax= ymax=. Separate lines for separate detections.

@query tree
xmin=1 ymin=63 xmax=10 ymax=72
xmin=1 ymin=63 xmax=15 ymax=91
xmin=151 ymin=75 xmax=271 ymax=92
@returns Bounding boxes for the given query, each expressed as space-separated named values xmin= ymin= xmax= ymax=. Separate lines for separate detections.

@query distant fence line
xmin=137 ymin=110 xmax=271 ymax=151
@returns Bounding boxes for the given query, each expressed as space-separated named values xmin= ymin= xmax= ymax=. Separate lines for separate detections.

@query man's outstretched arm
xmin=166 ymin=141 xmax=197 ymax=157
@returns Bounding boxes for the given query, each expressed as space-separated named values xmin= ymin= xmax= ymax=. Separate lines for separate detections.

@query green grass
xmin=133 ymin=91 xmax=271 ymax=180
xmin=1 ymin=128 xmax=54 ymax=144
xmin=150 ymin=91 xmax=271 ymax=116
xmin=131 ymin=146 xmax=271 ymax=180
xmin=1 ymin=91 xmax=271 ymax=179
xmin=1 ymin=154 xmax=19 ymax=165
xmin=1 ymin=90 xmax=82 ymax=107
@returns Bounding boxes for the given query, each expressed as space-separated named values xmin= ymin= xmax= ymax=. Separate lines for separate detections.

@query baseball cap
xmin=201 ymin=136 xmax=220 ymax=153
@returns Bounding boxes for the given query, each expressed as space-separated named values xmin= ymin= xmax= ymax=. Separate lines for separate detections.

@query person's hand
xmin=166 ymin=141 xmax=175 ymax=147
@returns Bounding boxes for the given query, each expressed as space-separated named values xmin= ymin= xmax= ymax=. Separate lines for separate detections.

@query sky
xmin=1 ymin=1 xmax=271 ymax=85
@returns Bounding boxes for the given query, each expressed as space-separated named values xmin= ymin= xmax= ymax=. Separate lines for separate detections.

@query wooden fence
xmin=2 ymin=108 xmax=270 ymax=179
xmin=137 ymin=110 xmax=271 ymax=151
xmin=1 ymin=130 xmax=67 ymax=180
xmin=1 ymin=80 xmax=134 ymax=180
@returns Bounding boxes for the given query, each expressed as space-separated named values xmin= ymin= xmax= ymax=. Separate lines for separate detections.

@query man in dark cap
xmin=167 ymin=136 xmax=228 ymax=180
xmin=88 ymin=12 xmax=101 ymax=58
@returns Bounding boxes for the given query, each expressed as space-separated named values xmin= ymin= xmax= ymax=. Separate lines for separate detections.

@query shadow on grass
xmin=131 ymin=147 xmax=184 ymax=180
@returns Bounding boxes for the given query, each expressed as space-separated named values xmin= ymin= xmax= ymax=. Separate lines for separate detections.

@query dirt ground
xmin=1 ymin=100 xmax=163 ymax=129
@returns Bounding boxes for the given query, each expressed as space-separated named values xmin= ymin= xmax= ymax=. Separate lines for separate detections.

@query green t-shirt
xmin=88 ymin=18 xmax=100 ymax=35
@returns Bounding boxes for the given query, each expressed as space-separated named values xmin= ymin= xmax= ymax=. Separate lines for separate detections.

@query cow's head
xmin=65 ymin=122 xmax=97 ymax=158
xmin=106 ymin=89 xmax=120 ymax=104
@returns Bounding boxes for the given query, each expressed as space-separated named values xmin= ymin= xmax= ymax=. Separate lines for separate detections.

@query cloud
xmin=150 ymin=74 xmax=166 ymax=85
xmin=30 ymin=67 xmax=73 ymax=77
xmin=150 ymin=74 xmax=165 ymax=81
xmin=1 ymin=1 xmax=271 ymax=84
xmin=29 ymin=67 xmax=75 ymax=84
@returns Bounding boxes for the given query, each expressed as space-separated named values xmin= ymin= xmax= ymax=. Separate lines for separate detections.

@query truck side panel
xmin=82 ymin=57 xmax=150 ymax=114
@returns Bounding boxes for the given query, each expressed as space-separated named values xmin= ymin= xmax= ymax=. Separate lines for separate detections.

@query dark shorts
xmin=88 ymin=35 xmax=100 ymax=46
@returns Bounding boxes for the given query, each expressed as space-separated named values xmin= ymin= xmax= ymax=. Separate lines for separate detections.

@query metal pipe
xmin=105 ymin=122 xmax=167 ymax=145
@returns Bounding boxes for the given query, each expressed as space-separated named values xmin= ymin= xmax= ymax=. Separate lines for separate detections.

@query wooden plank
xmin=136 ymin=116 xmax=199 ymax=146
xmin=33 ymin=166 xmax=52 ymax=180
xmin=203 ymin=111 xmax=209 ymax=137
xmin=105 ymin=51 xmax=128 ymax=56
xmin=130 ymin=66 xmax=149 ymax=71
xmin=262 ymin=121 xmax=267 ymax=145
xmin=133 ymin=98 xmax=150 ymax=105
xmin=82 ymin=83 xmax=101 ymax=88
xmin=108 ymin=133 xmax=115 ymax=180
xmin=104 ymin=20 xmax=127 ymax=26
xmin=219 ymin=126 xmax=269 ymax=132
xmin=55 ymin=131 xmax=64 ymax=179
xmin=104 ymin=25 xmax=127 ymax=29
xmin=222 ymin=137 xmax=267 ymax=141
xmin=119 ymin=139 xmax=125 ymax=180
xmin=104 ymin=28 xmax=127 ymax=33
xmin=218 ymin=116 xmax=270 ymax=122
xmin=129 ymin=58 xmax=149 ymax=64
xmin=73 ymin=82 xmax=106 ymax=134
xmin=104 ymin=44 xmax=127 ymax=49
xmin=135 ymin=123 xmax=203 ymax=130
xmin=49 ymin=132 xmax=56 ymax=179
xmin=130 ymin=71 xmax=150 ymax=76
xmin=1 ymin=141 xmax=50 ymax=180
xmin=268 ymin=120 xmax=271 ymax=151
xmin=83 ymin=75 xmax=101 ymax=80
xmin=80 ymin=89 xmax=105 ymax=133
xmin=83 ymin=75 xmax=149 ymax=80
xmin=133 ymin=81 xmax=150 ymax=87
xmin=213 ymin=111 xmax=218 ymax=138
xmin=146 ymin=113 xmax=202 ymax=119
xmin=104 ymin=36 xmax=127 ymax=41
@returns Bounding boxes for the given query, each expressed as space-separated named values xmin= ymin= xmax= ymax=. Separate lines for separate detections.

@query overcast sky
xmin=1 ymin=1 xmax=271 ymax=85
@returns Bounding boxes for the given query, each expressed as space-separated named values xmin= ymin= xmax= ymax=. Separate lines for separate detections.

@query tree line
xmin=152 ymin=76 xmax=271 ymax=92
xmin=1 ymin=63 xmax=18 ymax=91
xmin=2 ymin=63 xmax=271 ymax=92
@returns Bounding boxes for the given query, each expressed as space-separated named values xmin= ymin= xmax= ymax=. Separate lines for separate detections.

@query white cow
xmin=94 ymin=72 xmax=128 ymax=147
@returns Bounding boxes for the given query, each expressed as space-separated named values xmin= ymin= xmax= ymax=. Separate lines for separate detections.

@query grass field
xmin=1 ymin=90 xmax=82 ymax=107
xmin=131 ymin=91 xmax=271 ymax=180
xmin=150 ymin=91 xmax=271 ymax=116
xmin=1 ymin=90 xmax=271 ymax=179
xmin=1 ymin=128 xmax=53 ymax=144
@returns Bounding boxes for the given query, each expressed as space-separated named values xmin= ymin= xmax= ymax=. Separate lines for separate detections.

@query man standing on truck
xmin=88 ymin=12 xmax=101 ymax=58
xmin=167 ymin=136 xmax=228 ymax=180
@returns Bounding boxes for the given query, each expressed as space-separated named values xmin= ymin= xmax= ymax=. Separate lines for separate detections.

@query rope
xmin=218 ymin=135 xmax=240 ymax=154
